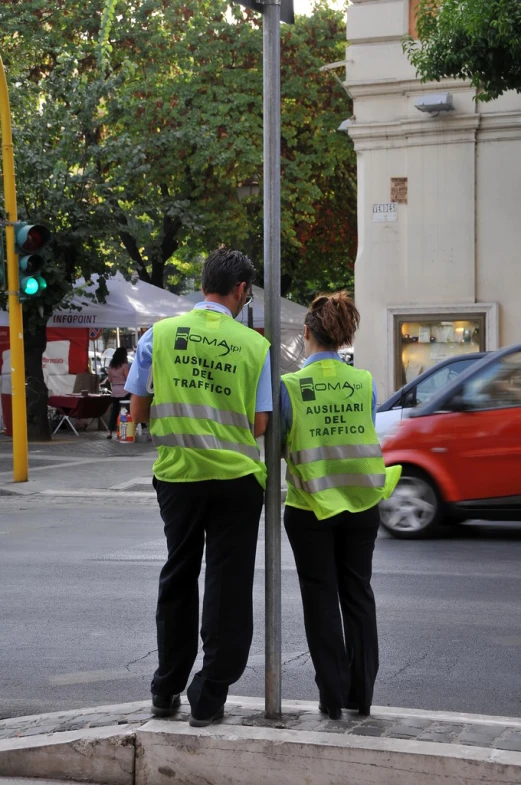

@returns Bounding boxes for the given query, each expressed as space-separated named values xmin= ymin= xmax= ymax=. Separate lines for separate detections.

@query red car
xmin=380 ymin=344 xmax=521 ymax=538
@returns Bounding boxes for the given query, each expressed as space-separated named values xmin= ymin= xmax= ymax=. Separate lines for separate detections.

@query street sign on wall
xmin=233 ymin=0 xmax=294 ymax=24
xmin=372 ymin=203 xmax=398 ymax=222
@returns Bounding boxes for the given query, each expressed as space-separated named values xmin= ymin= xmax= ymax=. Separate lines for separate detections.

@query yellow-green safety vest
xmin=150 ymin=309 xmax=270 ymax=488
xmin=282 ymin=360 xmax=401 ymax=519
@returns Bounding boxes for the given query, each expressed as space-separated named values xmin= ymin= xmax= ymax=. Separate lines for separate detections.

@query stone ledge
xmin=0 ymin=726 xmax=135 ymax=785
xmin=135 ymin=720 xmax=521 ymax=785
xmin=1 ymin=699 xmax=521 ymax=785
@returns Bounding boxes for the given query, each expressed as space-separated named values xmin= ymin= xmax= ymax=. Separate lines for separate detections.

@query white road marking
xmin=109 ymin=476 xmax=152 ymax=490
xmin=0 ymin=455 xmax=155 ymax=478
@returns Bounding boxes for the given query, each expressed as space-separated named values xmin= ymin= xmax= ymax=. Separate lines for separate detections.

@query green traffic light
xmin=21 ymin=276 xmax=39 ymax=296
xmin=14 ymin=222 xmax=51 ymax=299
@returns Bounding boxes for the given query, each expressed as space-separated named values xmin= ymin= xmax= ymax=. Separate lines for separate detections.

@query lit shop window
xmin=397 ymin=317 xmax=484 ymax=385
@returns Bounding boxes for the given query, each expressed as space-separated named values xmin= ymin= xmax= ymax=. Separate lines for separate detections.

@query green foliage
xmin=0 ymin=0 xmax=355 ymax=325
xmin=404 ymin=0 xmax=521 ymax=102
xmin=98 ymin=0 xmax=118 ymax=75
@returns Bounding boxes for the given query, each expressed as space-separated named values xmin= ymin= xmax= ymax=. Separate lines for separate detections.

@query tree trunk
xmin=24 ymin=323 xmax=51 ymax=441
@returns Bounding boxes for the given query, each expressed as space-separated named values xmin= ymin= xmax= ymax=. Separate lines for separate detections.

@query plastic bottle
xmin=118 ymin=408 xmax=135 ymax=442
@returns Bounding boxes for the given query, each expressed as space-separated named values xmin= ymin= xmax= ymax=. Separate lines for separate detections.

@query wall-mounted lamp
xmin=415 ymin=92 xmax=454 ymax=114
xmin=337 ymin=118 xmax=351 ymax=132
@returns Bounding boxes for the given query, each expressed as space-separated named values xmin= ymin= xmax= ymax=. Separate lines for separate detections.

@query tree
xmin=404 ymin=0 xmax=521 ymax=102
xmin=0 ymin=4 xmax=119 ymax=438
xmin=0 ymin=0 xmax=356 ymax=438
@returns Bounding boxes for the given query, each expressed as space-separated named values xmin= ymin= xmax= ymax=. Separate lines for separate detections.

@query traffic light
xmin=14 ymin=222 xmax=51 ymax=298
xmin=233 ymin=0 xmax=294 ymax=24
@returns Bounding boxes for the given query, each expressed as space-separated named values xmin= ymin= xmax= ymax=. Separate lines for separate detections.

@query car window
xmin=415 ymin=359 xmax=477 ymax=405
xmin=461 ymin=352 xmax=521 ymax=411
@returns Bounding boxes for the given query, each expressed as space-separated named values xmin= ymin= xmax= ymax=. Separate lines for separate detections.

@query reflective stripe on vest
xmin=289 ymin=443 xmax=383 ymax=465
xmin=286 ymin=467 xmax=386 ymax=494
xmin=152 ymin=432 xmax=261 ymax=461
xmin=150 ymin=402 xmax=252 ymax=432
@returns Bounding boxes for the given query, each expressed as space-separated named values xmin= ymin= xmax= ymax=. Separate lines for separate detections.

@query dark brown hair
xmin=109 ymin=347 xmax=128 ymax=369
xmin=201 ymin=248 xmax=255 ymax=295
xmin=304 ymin=291 xmax=360 ymax=349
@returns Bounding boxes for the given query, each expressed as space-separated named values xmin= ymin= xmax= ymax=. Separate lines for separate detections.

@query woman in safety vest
xmin=281 ymin=291 xmax=400 ymax=719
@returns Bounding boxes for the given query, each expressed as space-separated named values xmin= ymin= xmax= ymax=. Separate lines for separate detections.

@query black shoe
xmin=188 ymin=706 xmax=225 ymax=727
xmin=318 ymin=703 xmax=342 ymax=721
xmin=151 ymin=693 xmax=181 ymax=717
xmin=345 ymin=701 xmax=371 ymax=717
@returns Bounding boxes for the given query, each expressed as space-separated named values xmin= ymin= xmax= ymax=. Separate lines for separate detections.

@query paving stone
xmin=351 ymin=725 xmax=386 ymax=737
xmin=332 ymin=720 xmax=362 ymax=731
xmin=286 ymin=719 xmax=322 ymax=732
xmin=57 ymin=722 xmax=89 ymax=732
xmin=395 ymin=717 xmax=434 ymax=729
xmin=385 ymin=725 xmax=422 ymax=738
xmin=124 ymin=711 xmax=153 ymax=721
xmin=320 ymin=724 xmax=349 ymax=734
xmin=12 ymin=725 xmax=58 ymax=737
xmin=418 ymin=732 xmax=459 ymax=744
xmin=358 ymin=719 xmax=394 ymax=729
xmin=432 ymin=723 xmax=464 ymax=734
xmin=77 ymin=713 xmax=109 ymax=724
xmin=61 ymin=713 xmax=120 ymax=728
xmin=459 ymin=724 xmax=505 ymax=747
xmin=494 ymin=731 xmax=521 ymax=752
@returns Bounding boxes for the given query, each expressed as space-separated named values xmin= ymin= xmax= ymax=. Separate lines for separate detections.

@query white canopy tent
xmin=0 ymin=272 xmax=193 ymax=329
xmin=184 ymin=285 xmax=308 ymax=373
xmin=1 ymin=279 xmax=308 ymax=428
xmin=0 ymin=274 xmax=195 ymax=411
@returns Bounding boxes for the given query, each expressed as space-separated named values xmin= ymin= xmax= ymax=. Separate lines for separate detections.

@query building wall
xmin=344 ymin=0 xmax=521 ymax=399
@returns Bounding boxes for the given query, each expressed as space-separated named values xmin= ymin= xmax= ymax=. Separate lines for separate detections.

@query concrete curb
xmin=1 ymin=698 xmax=521 ymax=785
xmin=0 ymin=486 xmax=289 ymax=500
xmin=136 ymin=720 xmax=521 ymax=785
xmin=0 ymin=726 xmax=134 ymax=785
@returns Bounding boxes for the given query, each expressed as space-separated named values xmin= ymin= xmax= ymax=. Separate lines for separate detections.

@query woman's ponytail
xmin=304 ymin=291 xmax=360 ymax=349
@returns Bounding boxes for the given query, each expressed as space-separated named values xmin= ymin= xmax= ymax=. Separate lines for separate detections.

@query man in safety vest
xmin=125 ymin=248 xmax=271 ymax=726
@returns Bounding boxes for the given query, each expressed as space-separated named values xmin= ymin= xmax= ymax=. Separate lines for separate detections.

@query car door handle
xmin=431 ymin=447 xmax=447 ymax=453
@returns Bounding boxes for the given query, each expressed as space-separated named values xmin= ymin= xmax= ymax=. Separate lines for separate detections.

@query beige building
xmin=341 ymin=0 xmax=521 ymax=400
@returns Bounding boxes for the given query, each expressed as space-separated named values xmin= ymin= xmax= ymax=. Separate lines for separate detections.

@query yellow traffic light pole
xmin=0 ymin=56 xmax=28 ymax=482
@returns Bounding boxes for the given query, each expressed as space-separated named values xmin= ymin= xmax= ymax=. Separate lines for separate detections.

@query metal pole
xmin=0 ymin=57 xmax=28 ymax=482
xmin=263 ymin=0 xmax=282 ymax=719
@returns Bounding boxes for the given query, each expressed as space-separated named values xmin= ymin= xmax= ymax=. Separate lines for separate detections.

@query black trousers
xmin=284 ymin=504 xmax=380 ymax=711
xmin=151 ymin=474 xmax=263 ymax=718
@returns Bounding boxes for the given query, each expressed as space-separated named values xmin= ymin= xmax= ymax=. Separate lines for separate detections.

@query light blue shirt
xmin=124 ymin=301 xmax=273 ymax=412
xmin=280 ymin=351 xmax=377 ymax=440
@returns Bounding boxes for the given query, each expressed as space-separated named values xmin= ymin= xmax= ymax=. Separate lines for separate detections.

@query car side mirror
xmin=447 ymin=391 xmax=469 ymax=412
xmin=402 ymin=389 xmax=416 ymax=408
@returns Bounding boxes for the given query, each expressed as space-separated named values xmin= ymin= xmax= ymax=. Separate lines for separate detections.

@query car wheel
xmin=379 ymin=468 xmax=445 ymax=539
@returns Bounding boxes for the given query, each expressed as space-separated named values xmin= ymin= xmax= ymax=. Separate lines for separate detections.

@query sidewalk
xmin=1 ymin=697 xmax=521 ymax=784
xmin=0 ymin=433 xmax=287 ymax=498
xmin=0 ymin=433 xmax=157 ymax=497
